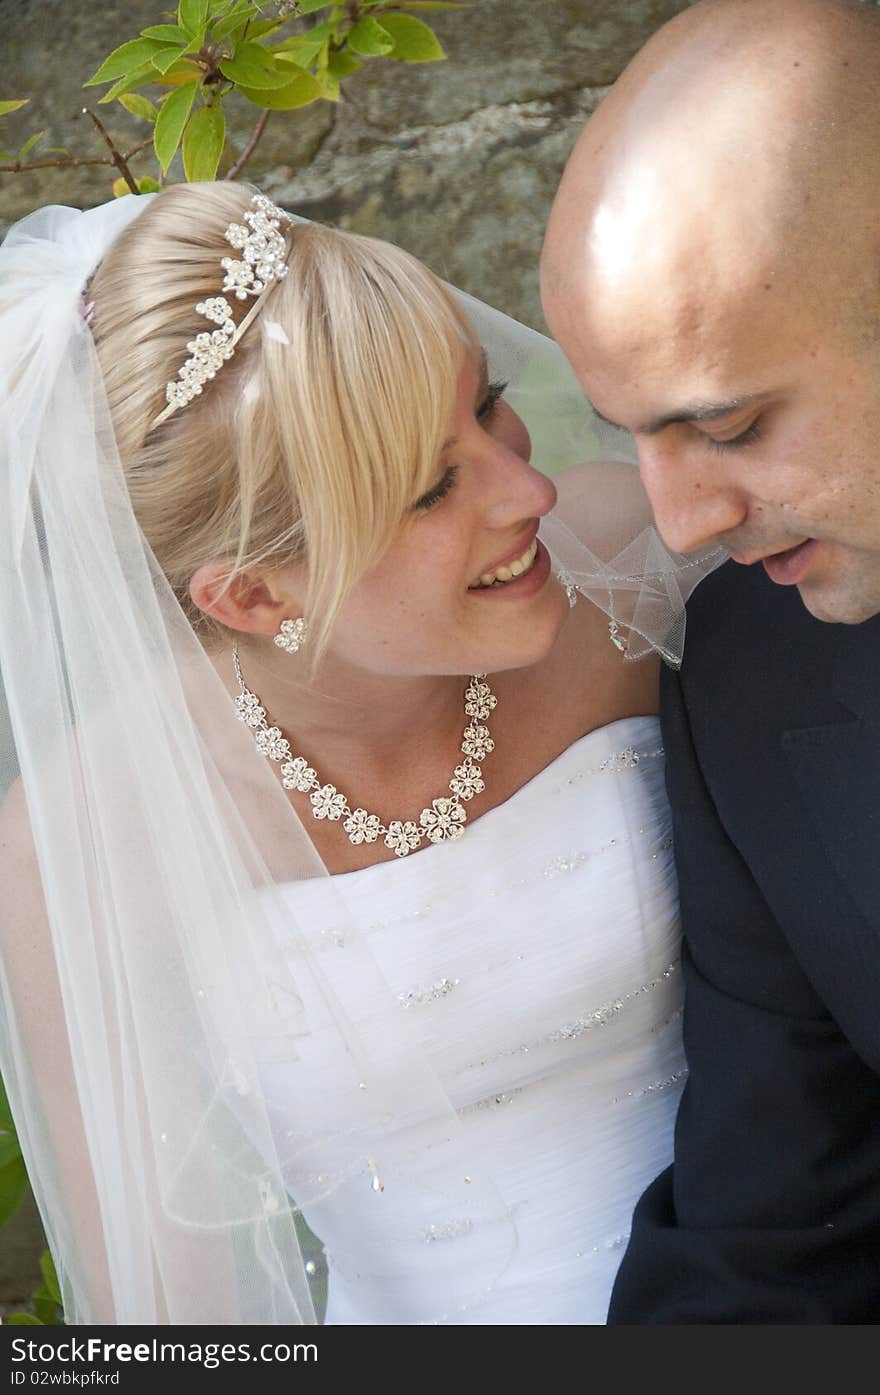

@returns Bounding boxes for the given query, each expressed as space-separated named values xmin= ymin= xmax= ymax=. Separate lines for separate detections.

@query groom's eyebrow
xmin=591 ymin=393 xmax=767 ymax=436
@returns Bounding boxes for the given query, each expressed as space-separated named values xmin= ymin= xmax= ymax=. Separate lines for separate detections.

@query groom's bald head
xmin=541 ymin=0 xmax=880 ymax=362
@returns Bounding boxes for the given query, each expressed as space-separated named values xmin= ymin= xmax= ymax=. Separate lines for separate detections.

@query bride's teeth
xmin=472 ymin=537 xmax=539 ymax=589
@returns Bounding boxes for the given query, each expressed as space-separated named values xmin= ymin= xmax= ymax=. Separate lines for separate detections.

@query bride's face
xmin=324 ymin=350 xmax=569 ymax=678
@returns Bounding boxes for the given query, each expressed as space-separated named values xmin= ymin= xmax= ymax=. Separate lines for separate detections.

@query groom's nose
xmin=636 ymin=437 xmax=748 ymax=555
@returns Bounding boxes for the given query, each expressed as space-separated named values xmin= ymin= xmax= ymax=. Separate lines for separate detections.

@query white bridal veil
xmin=0 ymin=190 xmax=723 ymax=1324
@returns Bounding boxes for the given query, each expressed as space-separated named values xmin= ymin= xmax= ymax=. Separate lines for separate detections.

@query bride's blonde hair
xmin=89 ymin=181 xmax=476 ymax=659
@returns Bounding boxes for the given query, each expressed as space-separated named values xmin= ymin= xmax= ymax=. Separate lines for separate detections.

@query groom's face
xmin=543 ymin=254 xmax=880 ymax=625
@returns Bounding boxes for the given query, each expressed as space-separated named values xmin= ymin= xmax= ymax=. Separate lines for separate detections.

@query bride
xmin=0 ymin=182 xmax=720 ymax=1325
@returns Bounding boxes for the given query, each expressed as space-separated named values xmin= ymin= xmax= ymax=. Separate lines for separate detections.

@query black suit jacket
xmin=608 ymin=559 xmax=880 ymax=1323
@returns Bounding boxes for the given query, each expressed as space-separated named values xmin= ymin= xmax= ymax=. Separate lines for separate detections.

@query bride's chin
xmin=473 ymin=585 xmax=572 ymax=674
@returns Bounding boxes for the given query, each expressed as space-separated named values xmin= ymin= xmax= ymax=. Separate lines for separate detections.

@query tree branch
xmin=80 ymin=107 xmax=141 ymax=194
xmin=0 ymin=138 xmax=152 ymax=176
xmin=225 ymin=109 xmax=270 ymax=181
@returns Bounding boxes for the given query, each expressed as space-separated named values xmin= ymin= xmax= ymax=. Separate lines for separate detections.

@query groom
xmin=541 ymin=0 xmax=880 ymax=1321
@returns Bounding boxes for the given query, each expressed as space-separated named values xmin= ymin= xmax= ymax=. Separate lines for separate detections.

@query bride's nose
xmin=481 ymin=442 xmax=558 ymax=529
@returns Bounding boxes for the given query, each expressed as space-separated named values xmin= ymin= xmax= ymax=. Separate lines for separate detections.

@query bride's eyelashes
xmin=415 ymin=464 xmax=461 ymax=511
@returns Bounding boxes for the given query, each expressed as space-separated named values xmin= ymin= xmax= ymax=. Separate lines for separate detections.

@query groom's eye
xmin=704 ymin=420 xmax=763 ymax=452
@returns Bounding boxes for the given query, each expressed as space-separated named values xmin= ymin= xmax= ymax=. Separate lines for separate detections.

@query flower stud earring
xmin=274 ymin=617 xmax=307 ymax=654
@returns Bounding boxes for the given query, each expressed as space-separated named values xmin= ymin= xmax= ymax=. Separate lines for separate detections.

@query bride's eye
xmin=414 ymin=464 xmax=460 ymax=511
xmin=477 ymin=379 xmax=509 ymax=426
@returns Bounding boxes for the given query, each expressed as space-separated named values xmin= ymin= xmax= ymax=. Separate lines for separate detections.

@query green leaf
xmin=17 ymin=130 xmax=46 ymax=160
xmin=326 ymin=48 xmax=362 ymax=78
xmin=346 ymin=16 xmax=394 ymax=57
xmin=0 ymin=1077 xmax=18 ymax=1164
xmin=156 ymin=60 xmax=204 ymax=88
xmin=5 ymin=1313 xmax=43 ymax=1325
xmin=97 ymin=61 xmax=158 ymax=105
xmin=390 ymin=2 xmax=472 ymax=9
xmin=0 ymin=1153 xmax=28 ymax=1228
xmin=118 ymin=93 xmax=159 ymax=123
xmin=276 ymin=39 xmax=330 ymax=74
xmin=141 ymin=24 xmax=190 ymax=43
xmin=295 ymin=0 xmax=335 ymax=13
xmin=182 ymin=101 xmax=226 ymax=180
xmin=99 ymin=56 xmax=201 ymax=104
xmin=33 ymin=1293 xmax=61 ymax=1325
xmin=312 ymin=68 xmax=339 ymax=101
xmin=0 ymin=1075 xmax=15 ymax=1129
xmin=0 ymin=1126 xmax=21 ymax=1169
xmin=39 ymin=1251 xmax=62 ymax=1306
xmin=112 ymin=177 xmax=160 ymax=197
xmin=151 ymin=44 xmax=194 ymax=75
xmin=246 ymin=19 xmax=285 ymax=41
xmin=210 ymin=2 xmax=257 ymax=44
xmin=271 ymin=39 xmax=319 ymax=66
xmin=238 ymin=68 xmax=323 ymax=109
xmin=85 ymin=38 xmax=176 ymax=86
xmin=178 ymin=0 xmax=210 ymax=37
xmin=0 ymin=99 xmax=29 ymax=117
xmin=271 ymin=26 xmax=335 ymax=66
xmin=378 ymin=13 xmax=445 ymax=61
xmin=219 ymin=43 xmax=293 ymax=88
xmin=154 ymin=80 xmax=199 ymax=172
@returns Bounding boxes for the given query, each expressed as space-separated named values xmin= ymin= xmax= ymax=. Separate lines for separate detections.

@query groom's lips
xmin=759 ymin=539 xmax=818 ymax=586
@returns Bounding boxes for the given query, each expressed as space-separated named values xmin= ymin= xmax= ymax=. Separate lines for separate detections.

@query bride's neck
xmin=215 ymin=638 xmax=470 ymax=777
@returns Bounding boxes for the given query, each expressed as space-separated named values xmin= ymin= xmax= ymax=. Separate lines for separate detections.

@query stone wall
xmin=0 ymin=0 xmax=690 ymax=1310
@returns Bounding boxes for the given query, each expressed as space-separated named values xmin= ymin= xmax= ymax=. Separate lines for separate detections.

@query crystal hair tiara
xmin=150 ymin=192 xmax=292 ymax=429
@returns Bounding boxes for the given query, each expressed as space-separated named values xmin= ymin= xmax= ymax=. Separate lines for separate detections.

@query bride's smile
xmin=469 ymin=534 xmax=539 ymax=588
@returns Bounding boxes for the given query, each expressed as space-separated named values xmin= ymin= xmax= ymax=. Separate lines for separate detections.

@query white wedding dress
xmin=263 ymin=714 xmax=685 ymax=1325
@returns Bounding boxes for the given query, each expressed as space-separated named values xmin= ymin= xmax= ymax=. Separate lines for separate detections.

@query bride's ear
xmin=189 ymin=563 xmax=301 ymax=637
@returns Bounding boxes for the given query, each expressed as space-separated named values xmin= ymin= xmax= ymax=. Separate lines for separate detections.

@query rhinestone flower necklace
xmin=232 ymin=644 xmax=497 ymax=858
